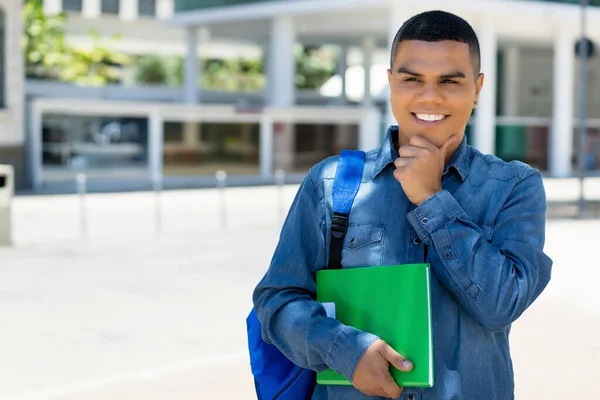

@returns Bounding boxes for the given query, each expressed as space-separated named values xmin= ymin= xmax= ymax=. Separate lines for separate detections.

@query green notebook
xmin=315 ymin=263 xmax=434 ymax=388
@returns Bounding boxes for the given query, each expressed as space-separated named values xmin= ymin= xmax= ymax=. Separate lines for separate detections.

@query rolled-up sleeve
xmin=252 ymin=170 xmax=379 ymax=381
xmin=407 ymin=168 xmax=553 ymax=332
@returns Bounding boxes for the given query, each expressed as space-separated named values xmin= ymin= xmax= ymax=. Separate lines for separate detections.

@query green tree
xmin=23 ymin=0 xmax=129 ymax=86
xmin=295 ymin=45 xmax=336 ymax=89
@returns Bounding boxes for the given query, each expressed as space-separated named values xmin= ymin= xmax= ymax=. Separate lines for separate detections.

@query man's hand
xmin=352 ymin=339 xmax=414 ymax=399
xmin=393 ymin=135 xmax=457 ymax=206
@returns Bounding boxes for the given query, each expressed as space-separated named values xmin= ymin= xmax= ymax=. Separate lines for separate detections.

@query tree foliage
xmin=23 ymin=0 xmax=129 ymax=86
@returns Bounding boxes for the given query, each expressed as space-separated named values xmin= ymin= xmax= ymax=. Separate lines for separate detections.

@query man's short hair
xmin=390 ymin=10 xmax=481 ymax=76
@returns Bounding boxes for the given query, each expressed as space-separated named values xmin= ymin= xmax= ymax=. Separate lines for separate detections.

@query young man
xmin=253 ymin=10 xmax=552 ymax=400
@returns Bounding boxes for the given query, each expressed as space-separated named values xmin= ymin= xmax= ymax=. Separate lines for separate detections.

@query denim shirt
xmin=252 ymin=126 xmax=553 ymax=400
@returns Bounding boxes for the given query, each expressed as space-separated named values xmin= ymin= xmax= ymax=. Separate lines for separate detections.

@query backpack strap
xmin=328 ymin=150 xmax=366 ymax=270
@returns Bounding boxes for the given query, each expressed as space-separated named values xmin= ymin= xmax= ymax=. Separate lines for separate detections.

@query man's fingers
xmin=381 ymin=343 xmax=414 ymax=372
xmin=394 ymin=158 xmax=410 ymax=168
xmin=381 ymin=374 xmax=403 ymax=399
xmin=398 ymin=145 xmax=427 ymax=159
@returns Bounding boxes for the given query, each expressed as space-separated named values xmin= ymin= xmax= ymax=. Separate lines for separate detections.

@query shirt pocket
xmin=341 ymin=222 xmax=385 ymax=268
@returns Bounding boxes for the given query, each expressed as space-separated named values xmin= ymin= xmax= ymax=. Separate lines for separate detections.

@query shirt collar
xmin=370 ymin=125 xmax=470 ymax=182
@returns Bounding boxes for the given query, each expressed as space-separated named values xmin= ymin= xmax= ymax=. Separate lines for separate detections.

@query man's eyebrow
xmin=396 ymin=66 xmax=466 ymax=80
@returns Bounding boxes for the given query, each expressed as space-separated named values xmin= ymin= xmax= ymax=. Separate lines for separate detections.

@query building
xmin=8 ymin=0 xmax=600 ymax=191
xmin=0 ymin=0 xmax=25 ymax=187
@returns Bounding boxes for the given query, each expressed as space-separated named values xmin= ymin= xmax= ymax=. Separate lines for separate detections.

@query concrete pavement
xmin=1 ymin=182 xmax=599 ymax=399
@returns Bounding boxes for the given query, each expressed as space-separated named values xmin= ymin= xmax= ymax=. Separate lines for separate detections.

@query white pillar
xmin=474 ymin=16 xmax=497 ymax=156
xmin=82 ymin=0 xmax=101 ymax=18
xmin=359 ymin=109 xmax=383 ymax=151
xmin=157 ymin=0 xmax=174 ymax=19
xmin=386 ymin=3 xmax=406 ymax=128
xmin=362 ymin=36 xmax=376 ymax=107
xmin=184 ymin=27 xmax=200 ymax=104
xmin=30 ymin=102 xmax=43 ymax=190
xmin=267 ymin=16 xmax=296 ymax=107
xmin=43 ymin=0 xmax=62 ymax=15
xmin=183 ymin=122 xmax=199 ymax=146
xmin=260 ymin=117 xmax=274 ymax=179
xmin=149 ymin=112 xmax=164 ymax=179
xmin=502 ymin=45 xmax=520 ymax=117
xmin=551 ymin=24 xmax=576 ymax=178
xmin=337 ymin=46 xmax=348 ymax=105
xmin=120 ymin=0 xmax=138 ymax=21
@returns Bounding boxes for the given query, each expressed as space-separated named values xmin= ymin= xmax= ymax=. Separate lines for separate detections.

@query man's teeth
xmin=416 ymin=113 xmax=446 ymax=122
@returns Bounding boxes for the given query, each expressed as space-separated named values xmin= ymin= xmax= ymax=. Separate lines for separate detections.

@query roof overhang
xmin=161 ymin=0 xmax=391 ymax=26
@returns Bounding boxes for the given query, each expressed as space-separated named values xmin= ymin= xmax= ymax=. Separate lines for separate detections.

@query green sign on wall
xmin=175 ymin=0 xmax=286 ymax=13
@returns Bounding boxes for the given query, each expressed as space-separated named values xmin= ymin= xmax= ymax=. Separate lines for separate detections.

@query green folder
xmin=315 ymin=264 xmax=434 ymax=388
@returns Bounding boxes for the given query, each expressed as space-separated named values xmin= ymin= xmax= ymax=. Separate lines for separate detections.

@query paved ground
xmin=1 ymin=180 xmax=599 ymax=399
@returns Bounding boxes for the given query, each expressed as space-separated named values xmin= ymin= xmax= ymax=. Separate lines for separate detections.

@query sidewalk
xmin=1 ymin=185 xmax=599 ymax=399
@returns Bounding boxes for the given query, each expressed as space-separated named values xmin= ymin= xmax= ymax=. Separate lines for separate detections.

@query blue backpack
xmin=246 ymin=150 xmax=366 ymax=399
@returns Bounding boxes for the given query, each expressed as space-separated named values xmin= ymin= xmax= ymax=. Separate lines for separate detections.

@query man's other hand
xmin=352 ymin=339 xmax=414 ymax=399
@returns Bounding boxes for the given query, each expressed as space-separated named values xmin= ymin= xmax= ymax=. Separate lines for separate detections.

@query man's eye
xmin=442 ymin=79 xmax=458 ymax=84
xmin=404 ymin=77 xmax=419 ymax=82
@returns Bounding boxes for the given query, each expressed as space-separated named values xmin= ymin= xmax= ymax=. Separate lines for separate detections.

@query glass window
xmin=162 ymin=122 xmax=260 ymax=176
xmin=42 ymin=115 xmax=149 ymax=170
xmin=62 ymin=0 xmax=83 ymax=12
xmin=272 ymin=123 xmax=359 ymax=174
xmin=101 ymin=0 xmax=120 ymax=14
xmin=138 ymin=0 xmax=156 ymax=16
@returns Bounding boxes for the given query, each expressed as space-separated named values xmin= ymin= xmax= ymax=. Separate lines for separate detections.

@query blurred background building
xmin=2 ymin=0 xmax=600 ymax=191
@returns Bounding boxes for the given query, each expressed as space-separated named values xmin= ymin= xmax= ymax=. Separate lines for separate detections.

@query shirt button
xmin=444 ymin=252 xmax=453 ymax=259
xmin=407 ymin=395 xmax=416 ymax=400
xmin=421 ymin=217 xmax=429 ymax=225
xmin=413 ymin=238 xmax=421 ymax=245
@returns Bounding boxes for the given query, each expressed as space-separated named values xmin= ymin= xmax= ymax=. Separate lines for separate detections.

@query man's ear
xmin=474 ymin=73 xmax=484 ymax=108
xmin=387 ymin=68 xmax=392 ymax=85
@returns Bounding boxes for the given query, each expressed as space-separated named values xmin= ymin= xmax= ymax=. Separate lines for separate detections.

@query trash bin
xmin=0 ymin=165 xmax=14 ymax=246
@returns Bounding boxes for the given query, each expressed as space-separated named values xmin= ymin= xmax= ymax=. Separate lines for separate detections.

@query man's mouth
xmin=411 ymin=113 xmax=449 ymax=126
xmin=413 ymin=113 xmax=448 ymax=122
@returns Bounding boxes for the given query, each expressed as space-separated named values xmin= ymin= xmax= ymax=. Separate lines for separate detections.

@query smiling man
xmin=253 ymin=10 xmax=552 ymax=400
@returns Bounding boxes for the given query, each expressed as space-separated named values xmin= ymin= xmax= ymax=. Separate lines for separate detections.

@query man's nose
xmin=418 ymin=82 xmax=444 ymax=105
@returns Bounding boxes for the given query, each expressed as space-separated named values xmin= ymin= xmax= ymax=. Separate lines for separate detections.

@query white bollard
xmin=76 ymin=173 xmax=88 ymax=238
xmin=215 ymin=170 xmax=228 ymax=230
xmin=0 ymin=165 xmax=14 ymax=247
xmin=153 ymin=172 xmax=163 ymax=234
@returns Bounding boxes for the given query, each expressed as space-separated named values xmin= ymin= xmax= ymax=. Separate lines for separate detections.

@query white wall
xmin=0 ymin=0 xmax=24 ymax=147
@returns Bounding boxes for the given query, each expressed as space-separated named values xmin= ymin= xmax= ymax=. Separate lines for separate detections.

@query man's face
xmin=387 ymin=40 xmax=484 ymax=151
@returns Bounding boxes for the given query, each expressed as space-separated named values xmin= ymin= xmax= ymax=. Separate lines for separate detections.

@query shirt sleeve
xmin=406 ymin=167 xmax=553 ymax=332
xmin=252 ymin=171 xmax=379 ymax=381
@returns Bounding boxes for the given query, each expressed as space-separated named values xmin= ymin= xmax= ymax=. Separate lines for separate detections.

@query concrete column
xmin=273 ymin=123 xmax=295 ymax=172
xmin=120 ymin=0 xmax=138 ymax=21
xmin=474 ymin=15 xmax=497 ymax=156
xmin=337 ymin=46 xmax=348 ymax=105
xmin=82 ymin=0 xmax=101 ymax=18
xmin=156 ymin=0 xmax=173 ymax=18
xmin=43 ymin=0 xmax=62 ymax=15
xmin=551 ymin=24 xmax=576 ymax=177
xmin=362 ymin=36 xmax=376 ymax=107
xmin=268 ymin=16 xmax=296 ymax=172
xmin=260 ymin=116 xmax=274 ymax=179
xmin=30 ymin=102 xmax=43 ymax=190
xmin=148 ymin=112 xmax=164 ymax=179
xmin=184 ymin=27 xmax=200 ymax=104
xmin=183 ymin=122 xmax=199 ymax=147
xmin=386 ymin=3 xmax=406 ymax=128
xmin=359 ymin=109 xmax=382 ymax=151
xmin=502 ymin=45 xmax=520 ymax=117
xmin=267 ymin=16 xmax=296 ymax=107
